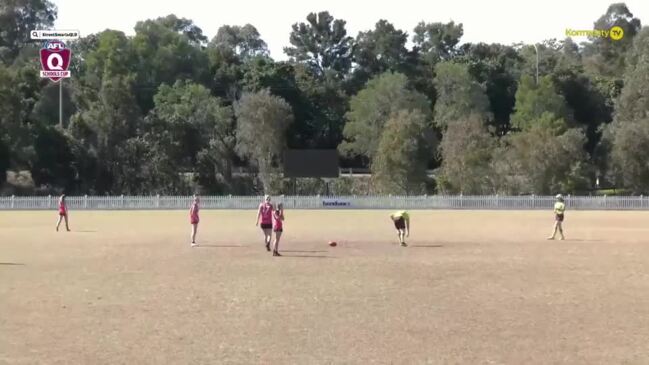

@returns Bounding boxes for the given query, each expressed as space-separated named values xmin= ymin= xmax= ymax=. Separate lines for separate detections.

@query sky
xmin=53 ymin=0 xmax=649 ymax=60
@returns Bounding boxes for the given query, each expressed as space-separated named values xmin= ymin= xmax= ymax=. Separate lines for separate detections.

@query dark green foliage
xmin=1 ymin=6 xmax=647 ymax=195
xmin=0 ymin=0 xmax=57 ymax=65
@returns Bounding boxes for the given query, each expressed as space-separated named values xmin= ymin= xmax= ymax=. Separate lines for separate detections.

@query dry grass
xmin=2 ymin=210 xmax=649 ymax=364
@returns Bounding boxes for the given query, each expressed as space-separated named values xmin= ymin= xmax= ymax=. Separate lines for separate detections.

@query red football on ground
xmin=328 ymin=241 xmax=337 ymax=247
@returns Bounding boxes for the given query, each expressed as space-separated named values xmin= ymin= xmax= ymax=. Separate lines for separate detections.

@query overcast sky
xmin=53 ymin=0 xmax=649 ymax=59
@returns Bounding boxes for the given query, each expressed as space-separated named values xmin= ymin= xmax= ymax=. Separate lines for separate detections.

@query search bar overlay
xmin=31 ymin=30 xmax=80 ymax=40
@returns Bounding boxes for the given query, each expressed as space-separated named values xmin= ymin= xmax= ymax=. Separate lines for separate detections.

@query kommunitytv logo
xmin=39 ymin=40 xmax=71 ymax=82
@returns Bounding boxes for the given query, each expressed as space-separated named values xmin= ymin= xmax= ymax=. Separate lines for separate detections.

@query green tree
xmin=608 ymin=119 xmax=649 ymax=193
xmin=582 ymin=3 xmax=642 ymax=77
xmin=0 ymin=63 xmax=40 ymax=168
xmin=552 ymin=69 xmax=612 ymax=153
xmin=68 ymin=75 xmax=141 ymax=193
xmin=210 ymin=24 xmax=268 ymax=59
xmin=605 ymin=27 xmax=649 ymax=192
xmin=31 ymin=81 xmax=76 ymax=127
xmin=240 ymin=56 xmax=314 ymax=148
xmin=615 ymin=27 xmax=649 ymax=123
xmin=350 ymin=20 xmax=410 ymax=92
xmin=293 ymin=63 xmax=349 ymax=148
xmin=408 ymin=21 xmax=464 ymax=102
xmin=433 ymin=61 xmax=492 ymax=128
xmin=112 ymin=137 xmax=188 ymax=195
xmin=207 ymin=41 xmax=243 ymax=102
xmin=0 ymin=138 xmax=9 ymax=185
xmin=518 ymin=40 xmax=562 ymax=83
xmin=372 ymin=110 xmax=431 ymax=195
xmin=340 ymin=72 xmax=431 ymax=162
xmin=510 ymin=75 xmax=573 ymax=131
xmin=497 ymin=124 xmax=591 ymax=194
xmin=68 ymin=33 xmax=99 ymax=78
xmin=30 ymin=126 xmax=76 ymax=191
xmin=412 ymin=21 xmax=464 ymax=63
xmin=147 ymin=81 xmax=236 ymax=192
xmin=132 ymin=14 xmax=210 ymax=112
xmin=436 ymin=114 xmax=496 ymax=194
xmin=284 ymin=11 xmax=353 ymax=78
xmin=455 ymin=43 xmax=522 ymax=135
xmin=0 ymin=0 xmax=57 ymax=65
xmin=82 ymin=30 xmax=136 ymax=88
xmin=234 ymin=89 xmax=293 ymax=193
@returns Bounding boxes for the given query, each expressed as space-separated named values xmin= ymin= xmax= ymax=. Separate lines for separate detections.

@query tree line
xmin=0 ymin=1 xmax=648 ymax=195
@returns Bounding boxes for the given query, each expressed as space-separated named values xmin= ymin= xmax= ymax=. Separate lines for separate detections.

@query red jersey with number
xmin=259 ymin=203 xmax=273 ymax=225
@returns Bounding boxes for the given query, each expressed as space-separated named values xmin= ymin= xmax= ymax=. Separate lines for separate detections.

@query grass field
xmin=2 ymin=210 xmax=649 ymax=364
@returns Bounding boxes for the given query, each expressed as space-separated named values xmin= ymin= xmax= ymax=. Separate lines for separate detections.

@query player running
xmin=256 ymin=195 xmax=274 ymax=251
xmin=56 ymin=194 xmax=70 ymax=232
xmin=390 ymin=210 xmax=410 ymax=247
xmin=190 ymin=195 xmax=200 ymax=247
xmin=547 ymin=194 xmax=565 ymax=240
xmin=272 ymin=203 xmax=284 ymax=257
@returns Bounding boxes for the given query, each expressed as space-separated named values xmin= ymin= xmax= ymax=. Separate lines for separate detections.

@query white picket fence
xmin=1 ymin=195 xmax=649 ymax=210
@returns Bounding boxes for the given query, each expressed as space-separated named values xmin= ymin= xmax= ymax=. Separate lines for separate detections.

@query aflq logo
xmin=39 ymin=40 xmax=71 ymax=82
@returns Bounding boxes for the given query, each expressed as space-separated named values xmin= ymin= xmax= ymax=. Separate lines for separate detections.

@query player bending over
xmin=190 ymin=195 xmax=200 ymax=247
xmin=272 ymin=203 xmax=284 ymax=257
xmin=256 ymin=195 xmax=274 ymax=251
xmin=56 ymin=194 xmax=70 ymax=232
xmin=390 ymin=210 xmax=410 ymax=247
xmin=548 ymin=194 xmax=565 ymax=240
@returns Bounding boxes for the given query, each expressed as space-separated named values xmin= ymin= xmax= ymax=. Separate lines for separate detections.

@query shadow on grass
xmin=563 ymin=239 xmax=605 ymax=242
xmin=282 ymin=250 xmax=327 ymax=253
xmin=410 ymin=244 xmax=444 ymax=248
xmin=279 ymin=254 xmax=333 ymax=259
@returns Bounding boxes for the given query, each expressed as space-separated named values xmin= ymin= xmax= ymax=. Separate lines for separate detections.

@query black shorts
xmin=274 ymin=228 xmax=283 ymax=233
xmin=555 ymin=214 xmax=564 ymax=222
xmin=394 ymin=217 xmax=406 ymax=230
xmin=260 ymin=223 xmax=272 ymax=230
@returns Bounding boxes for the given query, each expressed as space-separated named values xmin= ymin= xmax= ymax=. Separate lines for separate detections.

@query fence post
xmin=156 ymin=194 xmax=160 ymax=209
xmin=11 ymin=195 xmax=15 ymax=209
xmin=84 ymin=195 xmax=88 ymax=209
xmin=532 ymin=194 xmax=535 ymax=209
xmin=121 ymin=194 xmax=125 ymax=209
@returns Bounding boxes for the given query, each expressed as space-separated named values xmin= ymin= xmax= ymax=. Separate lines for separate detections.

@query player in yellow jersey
xmin=390 ymin=210 xmax=410 ymax=247
xmin=548 ymin=194 xmax=565 ymax=240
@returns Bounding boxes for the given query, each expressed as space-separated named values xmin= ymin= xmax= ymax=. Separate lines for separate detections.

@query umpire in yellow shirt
xmin=390 ymin=210 xmax=410 ymax=247
xmin=548 ymin=194 xmax=566 ymax=240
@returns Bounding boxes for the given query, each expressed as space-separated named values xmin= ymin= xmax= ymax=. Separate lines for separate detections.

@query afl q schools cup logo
xmin=40 ymin=40 xmax=71 ymax=82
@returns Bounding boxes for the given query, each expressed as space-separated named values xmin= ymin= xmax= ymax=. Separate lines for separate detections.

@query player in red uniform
xmin=256 ymin=195 xmax=274 ymax=252
xmin=272 ymin=203 xmax=284 ymax=257
xmin=189 ymin=195 xmax=200 ymax=247
xmin=56 ymin=194 xmax=70 ymax=232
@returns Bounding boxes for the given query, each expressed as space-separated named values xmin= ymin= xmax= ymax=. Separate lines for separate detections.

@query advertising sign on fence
xmin=322 ymin=199 xmax=352 ymax=208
